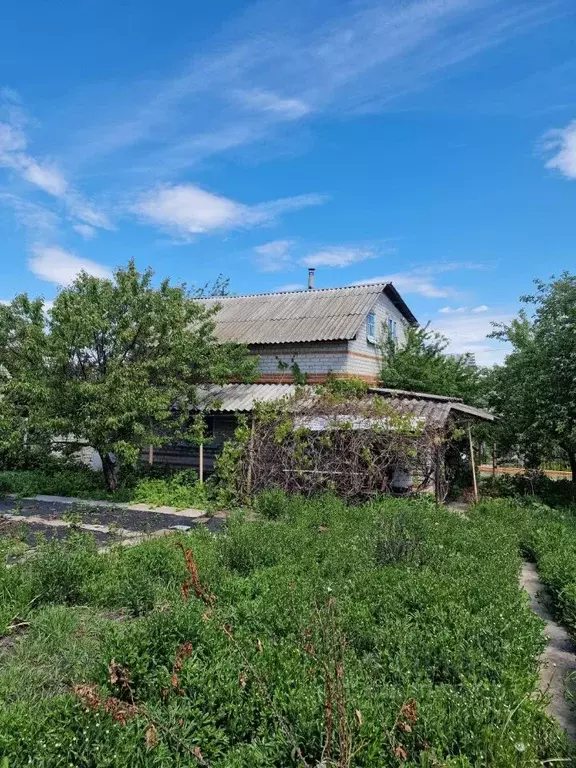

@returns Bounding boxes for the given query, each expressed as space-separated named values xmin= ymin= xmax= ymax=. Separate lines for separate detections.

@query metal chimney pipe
xmin=308 ymin=268 xmax=315 ymax=290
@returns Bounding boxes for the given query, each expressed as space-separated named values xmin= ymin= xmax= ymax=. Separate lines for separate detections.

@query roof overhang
xmin=383 ymin=284 xmax=419 ymax=326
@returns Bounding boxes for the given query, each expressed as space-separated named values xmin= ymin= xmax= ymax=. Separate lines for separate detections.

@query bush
xmin=253 ymin=488 xmax=291 ymax=519
xmin=0 ymin=496 xmax=572 ymax=765
xmin=481 ymin=470 xmax=576 ymax=508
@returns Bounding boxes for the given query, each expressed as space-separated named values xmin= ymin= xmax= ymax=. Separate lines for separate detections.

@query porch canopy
xmin=194 ymin=383 xmax=494 ymax=428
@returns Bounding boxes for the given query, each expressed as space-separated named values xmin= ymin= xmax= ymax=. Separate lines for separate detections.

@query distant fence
xmin=478 ymin=465 xmax=572 ymax=480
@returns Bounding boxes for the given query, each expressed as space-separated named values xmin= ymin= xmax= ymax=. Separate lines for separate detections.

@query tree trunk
xmin=99 ymin=451 xmax=120 ymax=492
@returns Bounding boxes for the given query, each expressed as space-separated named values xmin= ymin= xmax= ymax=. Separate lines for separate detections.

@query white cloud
xmin=0 ymin=95 xmax=111 ymax=232
xmin=352 ymin=262 xmax=487 ymax=298
xmin=273 ymin=282 xmax=306 ymax=293
xmin=235 ymin=89 xmax=311 ymax=119
xmin=472 ymin=304 xmax=489 ymax=313
xmin=439 ymin=306 xmax=466 ymax=314
xmin=301 ymin=247 xmax=378 ymax=269
xmin=73 ymin=223 xmax=97 ymax=240
xmin=543 ymin=119 xmax=576 ymax=179
xmin=253 ymin=240 xmax=294 ymax=272
xmin=353 ymin=271 xmax=453 ymax=298
xmin=0 ymin=193 xmax=60 ymax=237
xmin=29 ymin=245 xmax=112 ymax=286
xmin=433 ymin=309 xmax=513 ymax=366
xmin=21 ymin=160 xmax=67 ymax=196
xmin=64 ymin=0 xmax=551 ymax=178
xmin=132 ymin=183 xmax=325 ymax=237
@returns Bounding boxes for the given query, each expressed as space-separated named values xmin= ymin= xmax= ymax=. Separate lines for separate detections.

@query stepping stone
xmin=79 ymin=523 xmax=110 ymax=534
xmin=212 ymin=511 xmax=228 ymax=520
xmin=126 ymin=503 xmax=154 ymax=512
xmin=170 ymin=524 xmax=191 ymax=532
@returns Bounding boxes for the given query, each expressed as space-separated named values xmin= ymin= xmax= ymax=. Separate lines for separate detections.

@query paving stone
xmin=212 ymin=511 xmax=228 ymax=520
xmin=126 ymin=503 xmax=154 ymax=512
xmin=167 ymin=508 xmax=206 ymax=519
xmin=80 ymin=523 xmax=110 ymax=534
xmin=170 ymin=524 xmax=191 ymax=532
xmin=194 ymin=516 xmax=210 ymax=525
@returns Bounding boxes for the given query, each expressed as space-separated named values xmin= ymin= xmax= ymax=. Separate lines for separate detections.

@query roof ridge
xmin=197 ymin=282 xmax=390 ymax=301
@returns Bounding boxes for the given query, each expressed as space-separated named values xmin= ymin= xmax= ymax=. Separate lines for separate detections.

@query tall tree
xmin=490 ymin=273 xmax=576 ymax=480
xmin=0 ymin=261 xmax=257 ymax=489
xmin=0 ymin=295 xmax=51 ymax=467
xmin=380 ymin=325 xmax=482 ymax=403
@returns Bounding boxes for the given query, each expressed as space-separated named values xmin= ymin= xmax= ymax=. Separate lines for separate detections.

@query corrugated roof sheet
xmin=198 ymin=283 xmax=389 ymax=344
xmin=196 ymin=383 xmax=300 ymax=412
xmin=194 ymin=384 xmax=494 ymax=424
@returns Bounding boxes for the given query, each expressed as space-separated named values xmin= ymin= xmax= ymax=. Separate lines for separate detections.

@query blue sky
xmin=1 ymin=0 xmax=575 ymax=364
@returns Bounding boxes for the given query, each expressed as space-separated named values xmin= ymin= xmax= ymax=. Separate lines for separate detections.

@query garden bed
xmin=0 ymin=494 xmax=572 ymax=766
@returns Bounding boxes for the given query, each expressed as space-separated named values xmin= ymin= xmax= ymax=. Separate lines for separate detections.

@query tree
xmin=490 ymin=273 xmax=576 ymax=480
xmin=0 ymin=262 xmax=257 ymax=489
xmin=380 ymin=325 xmax=482 ymax=403
xmin=0 ymin=294 xmax=53 ymax=467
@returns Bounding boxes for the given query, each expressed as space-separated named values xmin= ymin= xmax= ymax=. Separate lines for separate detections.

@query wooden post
xmin=492 ymin=444 xmax=496 ymax=477
xmin=148 ymin=444 xmax=154 ymax=465
xmin=468 ymin=426 xmax=478 ymax=503
xmin=199 ymin=443 xmax=204 ymax=484
xmin=246 ymin=417 xmax=255 ymax=495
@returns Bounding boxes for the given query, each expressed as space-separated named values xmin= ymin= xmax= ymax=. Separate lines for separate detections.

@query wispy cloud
xmin=0 ymin=94 xmax=112 ymax=232
xmin=439 ymin=306 xmax=466 ymax=313
xmin=29 ymin=245 xmax=112 ymax=286
xmin=433 ymin=307 xmax=513 ymax=366
xmin=301 ymin=246 xmax=379 ymax=268
xmin=0 ymin=193 xmax=60 ymax=238
xmin=472 ymin=304 xmax=489 ymax=313
xmin=72 ymin=223 xmax=97 ymax=240
xmin=253 ymin=240 xmax=294 ymax=272
xmin=543 ymin=119 xmax=576 ymax=179
xmin=233 ymin=89 xmax=311 ymax=119
xmin=352 ymin=270 xmax=453 ymax=298
xmin=62 ymin=0 xmax=556 ymax=178
xmin=131 ymin=184 xmax=325 ymax=238
xmin=352 ymin=261 xmax=487 ymax=297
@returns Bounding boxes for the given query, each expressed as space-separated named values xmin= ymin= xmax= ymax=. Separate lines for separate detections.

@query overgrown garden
xmin=1 ymin=493 xmax=574 ymax=766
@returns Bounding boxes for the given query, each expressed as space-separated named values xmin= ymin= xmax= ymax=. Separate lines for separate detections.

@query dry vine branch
xmin=226 ymin=391 xmax=450 ymax=502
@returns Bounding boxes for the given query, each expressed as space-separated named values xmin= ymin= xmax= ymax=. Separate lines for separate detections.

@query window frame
xmin=366 ymin=311 xmax=376 ymax=344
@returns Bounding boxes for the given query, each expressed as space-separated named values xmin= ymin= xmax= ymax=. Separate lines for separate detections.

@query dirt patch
xmin=521 ymin=560 xmax=576 ymax=742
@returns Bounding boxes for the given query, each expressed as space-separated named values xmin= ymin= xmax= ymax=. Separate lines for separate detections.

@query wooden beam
xmin=468 ymin=426 xmax=478 ymax=503
xmin=199 ymin=443 xmax=204 ymax=484
xmin=148 ymin=444 xmax=154 ymax=465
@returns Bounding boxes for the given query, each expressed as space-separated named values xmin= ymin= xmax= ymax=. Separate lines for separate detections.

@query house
xmin=150 ymin=278 xmax=418 ymax=471
xmin=197 ymin=277 xmax=418 ymax=385
xmin=148 ymin=278 xmax=493 ymax=499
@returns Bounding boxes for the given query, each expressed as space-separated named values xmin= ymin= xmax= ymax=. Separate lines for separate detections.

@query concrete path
xmin=521 ymin=561 xmax=576 ymax=742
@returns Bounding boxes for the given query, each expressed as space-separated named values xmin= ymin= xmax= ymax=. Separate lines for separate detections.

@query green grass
xmin=0 ymin=495 xmax=571 ymax=766
xmin=0 ymin=467 xmax=210 ymax=510
xmin=474 ymin=497 xmax=576 ymax=640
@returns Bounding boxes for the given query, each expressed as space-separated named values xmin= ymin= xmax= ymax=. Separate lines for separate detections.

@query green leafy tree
xmin=0 ymin=261 xmax=257 ymax=489
xmin=0 ymin=295 xmax=53 ymax=467
xmin=490 ymin=273 xmax=576 ymax=480
xmin=380 ymin=324 xmax=482 ymax=403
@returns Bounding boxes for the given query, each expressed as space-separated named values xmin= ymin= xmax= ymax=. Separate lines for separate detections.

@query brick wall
xmin=246 ymin=293 xmax=410 ymax=384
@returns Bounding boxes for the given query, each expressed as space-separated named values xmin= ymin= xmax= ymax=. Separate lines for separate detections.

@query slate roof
xmin=198 ymin=283 xmax=418 ymax=345
xmin=195 ymin=383 xmax=494 ymax=424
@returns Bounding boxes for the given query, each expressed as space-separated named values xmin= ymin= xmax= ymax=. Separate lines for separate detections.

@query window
xmin=387 ymin=316 xmax=398 ymax=345
xmin=366 ymin=311 xmax=376 ymax=342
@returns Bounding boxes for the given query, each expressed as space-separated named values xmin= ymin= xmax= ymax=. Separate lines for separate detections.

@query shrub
xmin=481 ymin=470 xmax=576 ymax=508
xmin=0 ymin=496 xmax=572 ymax=765
xmin=253 ymin=488 xmax=290 ymax=519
